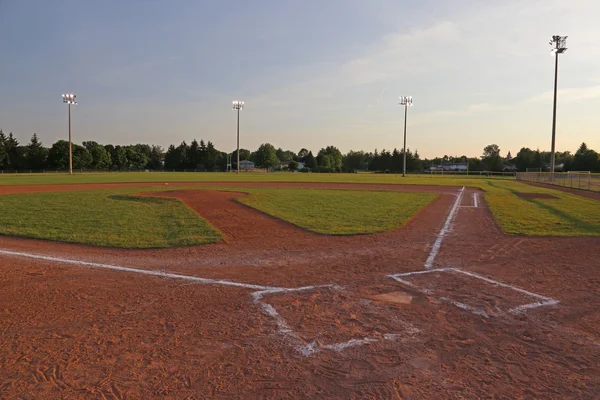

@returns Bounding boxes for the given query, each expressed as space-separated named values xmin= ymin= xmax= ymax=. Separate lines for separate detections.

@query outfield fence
xmin=516 ymin=172 xmax=600 ymax=192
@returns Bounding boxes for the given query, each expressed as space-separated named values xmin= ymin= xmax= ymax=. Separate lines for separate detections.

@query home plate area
xmin=253 ymin=285 xmax=421 ymax=357
xmin=389 ymin=268 xmax=559 ymax=318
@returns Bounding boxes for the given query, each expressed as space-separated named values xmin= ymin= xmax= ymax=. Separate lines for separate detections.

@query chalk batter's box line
xmin=252 ymin=285 xmax=420 ymax=357
xmin=388 ymin=268 xmax=559 ymax=316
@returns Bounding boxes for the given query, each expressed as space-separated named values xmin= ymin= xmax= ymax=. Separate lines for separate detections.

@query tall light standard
xmin=232 ymin=100 xmax=244 ymax=174
xmin=399 ymin=96 xmax=413 ymax=177
xmin=549 ymin=35 xmax=567 ymax=174
xmin=62 ymin=93 xmax=78 ymax=175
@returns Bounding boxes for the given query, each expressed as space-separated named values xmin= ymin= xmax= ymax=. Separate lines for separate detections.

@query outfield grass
xmin=480 ymin=180 xmax=600 ymax=236
xmin=0 ymin=187 xmax=438 ymax=247
xmin=236 ymin=188 xmax=438 ymax=235
xmin=0 ymin=189 xmax=223 ymax=248
xmin=0 ymin=171 xmax=514 ymax=186
xmin=0 ymin=173 xmax=598 ymax=243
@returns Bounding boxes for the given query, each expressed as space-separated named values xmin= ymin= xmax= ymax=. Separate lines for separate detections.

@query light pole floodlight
xmin=550 ymin=35 xmax=567 ymax=54
xmin=549 ymin=35 xmax=568 ymax=174
xmin=62 ymin=93 xmax=78 ymax=175
xmin=399 ymin=96 xmax=413 ymax=106
xmin=398 ymin=95 xmax=413 ymax=177
xmin=62 ymin=93 xmax=77 ymax=105
xmin=232 ymin=100 xmax=244 ymax=173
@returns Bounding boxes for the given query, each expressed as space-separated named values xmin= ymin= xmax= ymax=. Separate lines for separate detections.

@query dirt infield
xmin=1 ymin=183 xmax=599 ymax=399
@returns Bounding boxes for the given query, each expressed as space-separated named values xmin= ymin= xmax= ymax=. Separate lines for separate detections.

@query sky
xmin=1 ymin=0 xmax=599 ymax=158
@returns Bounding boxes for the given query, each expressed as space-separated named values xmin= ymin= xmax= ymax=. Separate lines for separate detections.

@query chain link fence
xmin=516 ymin=172 xmax=600 ymax=192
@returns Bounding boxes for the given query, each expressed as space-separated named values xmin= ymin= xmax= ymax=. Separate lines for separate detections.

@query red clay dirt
xmin=0 ymin=182 xmax=599 ymax=399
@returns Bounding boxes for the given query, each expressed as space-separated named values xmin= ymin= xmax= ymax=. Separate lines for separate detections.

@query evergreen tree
xmin=26 ymin=133 xmax=48 ymax=170
xmin=188 ymin=139 xmax=200 ymax=169
xmin=0 ymin=130 xmax=9 ymax=168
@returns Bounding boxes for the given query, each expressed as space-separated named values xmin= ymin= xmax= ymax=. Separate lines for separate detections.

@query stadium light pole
xmin=232 ymin=100 xmax=244 ymax=174
xmin=62 ymin=93 xmax=78 ymax=175
xmin=549 ymin=35 xmax=567 ymax=174
xmin=399 ymin=96 xmax=413 ymax=177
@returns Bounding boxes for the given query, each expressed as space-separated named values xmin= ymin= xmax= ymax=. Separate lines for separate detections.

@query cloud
xmin=527 ymin=85 xmax=600 ymax=103
xmin=424 ymin=103 xmax=504 ymax=118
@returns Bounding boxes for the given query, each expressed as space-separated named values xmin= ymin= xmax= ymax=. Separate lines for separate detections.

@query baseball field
xmin=1 ymin=172 xmax=599 ymax=399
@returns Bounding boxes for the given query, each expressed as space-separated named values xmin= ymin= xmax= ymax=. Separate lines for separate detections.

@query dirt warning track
xmin=0 ymin=182 xmax=599 ymax=399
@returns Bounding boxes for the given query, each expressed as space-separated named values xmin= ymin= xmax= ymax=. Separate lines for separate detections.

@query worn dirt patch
xmin=371 ymin=291 xmax=414 ymax=304
xmin=515 ymin=192 xmax=559 ymax=199
xmin=263 ymin=287 xmax=416 ymax=346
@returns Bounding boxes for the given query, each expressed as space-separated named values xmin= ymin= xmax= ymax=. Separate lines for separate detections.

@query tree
xmin=89 ymin=144 xmax=111 ymax=169
xmin=164 ymin=145 xmax=178 ymax=170
xmin=252 ymin=143 xmax=279 ymax=169
xmin=125 ymin=146 xmax=148 ymax=169
xmin=297 ymin=148 xmax=310 ymax=161
xmin=481 ymin=144 xmax=503 ymax=171
xmin=26 ymin=133 xmax=48 ymax=170
xmin=4 ymin=133 xmax=23 ymax=169
xmin=317 ymin=146 xmax=343 ymax=171
xmin=304 ymin=151 xmax=317 ymax=169
xmin=72 ymin=144 xmax=92 ymax=169
xmin=0 ymin=130 xmax=7 ymax=168
xmin=572 ymin=142 xmax=600 ymax=172
xmin=147 ymin=145 xmax=164 ymax=170
xmin=231 ymin=148 xmax=251 ymax=168
xmin=47 ymin=140 xmax=71 ymax=169
xmin=343 ymin=150 xmax=367 ymax=172
xmin=188 ymin=139 xmax=200 ymax=169
xmin=113 ymin=146 xmax=129 ymax=170
xmin=276 ymin=148 xmax=295 ymax=162
xmin=287 ymin=160 xmax=299 ymax=171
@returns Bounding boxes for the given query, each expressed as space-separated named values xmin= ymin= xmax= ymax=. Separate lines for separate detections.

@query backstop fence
xmin=516 ymin=172 xmax=600 ymax=193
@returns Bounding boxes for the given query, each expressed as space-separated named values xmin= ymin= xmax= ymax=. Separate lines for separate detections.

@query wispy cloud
xmin=527 ymin=85 xmax=600 ymax=103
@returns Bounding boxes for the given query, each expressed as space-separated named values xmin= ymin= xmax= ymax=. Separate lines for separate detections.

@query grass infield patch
xmin=236 ymin=188 xmax=438 ymax=235
xmin=0 ymin=189 xmax=223 ymax=248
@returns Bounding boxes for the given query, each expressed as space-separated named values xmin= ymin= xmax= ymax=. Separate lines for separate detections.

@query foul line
xmin=424 ymin=187 xmax=465 ymax=269
xmin=0 ymin=249 xmax=278 ymax=291
xmin=473 ymin=193 xmax=478 ymax=208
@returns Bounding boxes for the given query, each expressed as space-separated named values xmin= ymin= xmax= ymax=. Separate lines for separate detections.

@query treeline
xmin=426 ymin=143 xmax=600 ymax=172
xmin=0 ymin=129 xmax=599 ymax=172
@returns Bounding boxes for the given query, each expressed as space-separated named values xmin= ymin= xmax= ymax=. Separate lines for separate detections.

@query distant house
xmin=279 ymin=161 xmax=304 ymax=170
xmin=239 ymin=160 xmax=255 ymax=170
xmin=439 ymin=162 xmax=468 ymax=171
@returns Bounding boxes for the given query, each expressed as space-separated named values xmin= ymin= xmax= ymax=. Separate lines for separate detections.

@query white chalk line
xmin=253 ymin=285 xmax=420 ymax=357
xmin=388 ymin=267 xmax=559 ymax=318
xmin=0 ymin=249 xmax=278 ymax=291
xmin=424 ymin=187 xmax=465 ymax=269
xmin=473 ymin=192 xmax=479 ymax=208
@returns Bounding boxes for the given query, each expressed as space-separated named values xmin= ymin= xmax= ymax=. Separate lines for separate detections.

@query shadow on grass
xmin=487 ymin=180 xmax=599 ymax=235
xmin=108 ymin=194 xmax=178 ymax=205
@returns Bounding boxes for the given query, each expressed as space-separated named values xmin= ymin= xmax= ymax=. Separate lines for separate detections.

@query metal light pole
xmin=549 ymin=35 xmax=567 ymax=174
xmin=232 ymin=100 xmax=244 ymax=174
xmin=62 ymin=94 xmax=78 ymax=175
xmin=399 ymin=96 xmax=413 ymax=177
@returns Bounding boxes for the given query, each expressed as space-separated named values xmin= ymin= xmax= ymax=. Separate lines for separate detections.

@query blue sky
xmin=1 ymin=0 xmax=598 ymax=158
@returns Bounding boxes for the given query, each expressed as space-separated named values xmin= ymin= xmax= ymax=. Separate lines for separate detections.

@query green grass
xmin=236 ymin=188 xmax=438 ymax=235
xmin=480 ymin=180 xmax=600 ymax=236
xmin=0 ymin=171 xmax=515 ymax=186
xmin=0 ymin=173 xmax=598 ymax=243
xmin=0 ymin=188 xmax=223 ymax=248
